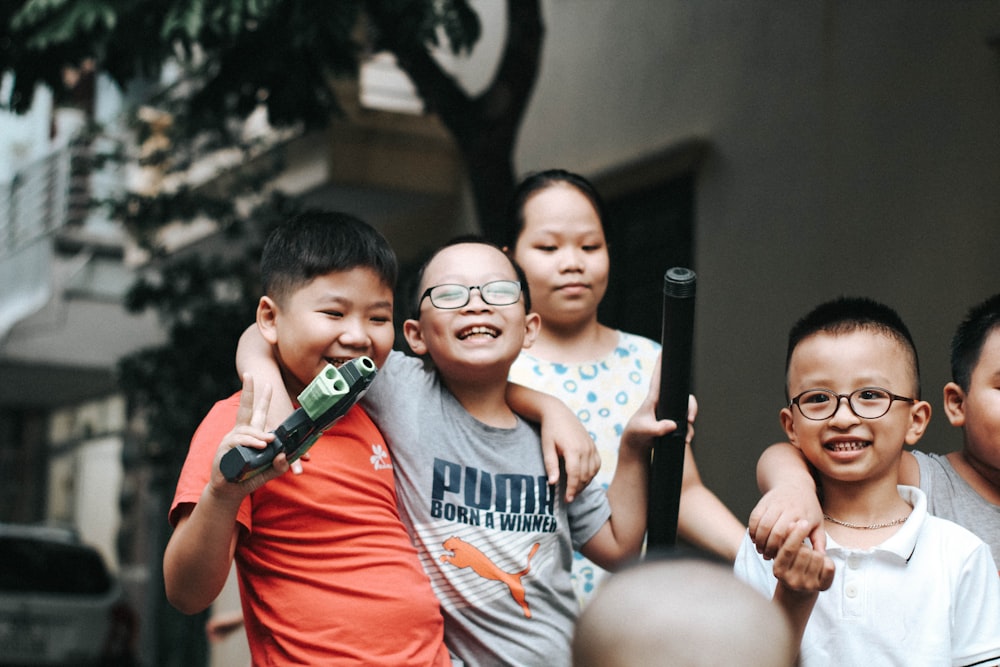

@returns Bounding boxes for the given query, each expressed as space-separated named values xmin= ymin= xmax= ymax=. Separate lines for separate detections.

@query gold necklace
xmin=823 ymin=513 xmax=910 ymax=530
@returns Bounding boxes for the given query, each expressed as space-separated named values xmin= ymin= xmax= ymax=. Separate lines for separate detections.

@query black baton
xmin=646 ymin=267 xmax=696 ymax=550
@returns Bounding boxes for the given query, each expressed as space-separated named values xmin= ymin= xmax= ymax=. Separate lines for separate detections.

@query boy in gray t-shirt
xmin=906 ymin=292 xmax=1000 ymax=568
xmin=359 ymin=239 xmax=672 ymax=666
xmin=913 ymin=450 xmax=1000 ymax=568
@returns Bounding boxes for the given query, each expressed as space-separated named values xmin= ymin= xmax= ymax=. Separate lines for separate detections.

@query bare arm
xmin=749 ymin=442 xmax=826 ymax=558
xmin=579 ymin=368 xmax=670 ymax=569
xmin=506 ymin=383 xmax=601 ymax=502
xmin=675 ymin=437 xmax=746 ymax=562
xmin=236 ymin=324 xmax=295 ymax=429
xmin=163 ymin=377 xmax=289 ymax=613
xmin=239 ymin=323 xmax=602 ymax=494
xmin=770 ymin=520 xmax=835 ymax=648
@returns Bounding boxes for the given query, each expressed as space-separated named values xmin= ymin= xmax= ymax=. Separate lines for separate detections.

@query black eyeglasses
xmin=789 ymin=387 xmax=916 ymax=421
xmin=419 ymin=280 xmax=522 ymax=310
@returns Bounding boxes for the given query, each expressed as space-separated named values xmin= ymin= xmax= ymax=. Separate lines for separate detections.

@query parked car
xmin=0 ymin=523 xmax=137 ymax=666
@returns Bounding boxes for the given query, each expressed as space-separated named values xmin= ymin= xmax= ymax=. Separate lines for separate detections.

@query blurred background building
xmin=2 ymin=1 xmax=998 ymax=664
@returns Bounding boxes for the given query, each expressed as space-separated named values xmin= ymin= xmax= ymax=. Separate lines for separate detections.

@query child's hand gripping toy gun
xmin=220 ymin=356 xmax=378 ymax=482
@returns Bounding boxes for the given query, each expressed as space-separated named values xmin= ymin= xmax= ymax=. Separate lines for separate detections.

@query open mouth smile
xmin=824 ymin=440 xmax=871 ymax=452
xmin=457 ymin=325 xmax=499 ymax=340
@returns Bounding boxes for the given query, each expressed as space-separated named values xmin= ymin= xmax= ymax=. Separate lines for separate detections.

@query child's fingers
xmin=747 ymin=506 xmax=780 ymax=559
xmin=818 ymin=556 xmax=836 ymax=591
xmin=781 ymin=520 xmax=812 ymax=552
xmin=772 ymin=520 xmax=811 ymax=570
xmin=223 ymin=426 xmax=272 ymax=451
xmin=773 ymin=520 xmax=835 ymax=592
xmin=271 ymin=452 xmax=290 ymax=475
xmin=235 ymin=374 xmax=256 ymax=426
xmin=542 ymin=441 xmax=561 ymax=488
xmin=250 ymin=381 xmax=272 ymax=432
xmin=808 ymin=523 xmax=828 ymax=555
xmin=748 ymin=504 xmax=789 ymax=560
xmin=560 ymin=452 xmax=580 ymax=503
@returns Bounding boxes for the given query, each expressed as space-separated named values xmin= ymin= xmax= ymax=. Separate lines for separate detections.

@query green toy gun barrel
xmin=220 ymin=356 xmax=378 ymax=482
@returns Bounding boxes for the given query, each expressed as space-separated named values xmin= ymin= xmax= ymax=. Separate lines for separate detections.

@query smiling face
xmin=511 ymin=183 xmax=609 ymax=331
xmin=258 ymin=267 xmax=395 ymax=397
xmin=781 ymin=329 xmax=931 ymax=486
xmin=405 ymin=243 xmax=540 ymax=383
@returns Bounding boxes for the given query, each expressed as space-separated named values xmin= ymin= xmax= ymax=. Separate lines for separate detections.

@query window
xmin=599 ymin=159 xmax=698 ymax=344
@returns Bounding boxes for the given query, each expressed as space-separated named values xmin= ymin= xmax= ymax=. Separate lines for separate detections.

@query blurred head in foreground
xmin=572 ymin=556 xmax=797 ymax=667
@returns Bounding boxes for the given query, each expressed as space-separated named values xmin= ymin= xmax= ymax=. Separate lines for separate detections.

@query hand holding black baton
xmin=646 ymin=267 xmax=696 ymax=550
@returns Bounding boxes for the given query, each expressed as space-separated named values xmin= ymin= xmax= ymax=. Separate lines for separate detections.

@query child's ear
xmin=521 ymin=312 xmax=541 ymax=350
xmin=256 ymin=296 xmax=279 ymax=345
xmin=904 ymin=399 xmax=933 ymax=445
xmin=403 ymin=318 xmax=428 ymax=356
xmin=779 ymin=407 xmax=800 ymax=448
xmin=942 ymin=382 xmax=967 ymax=428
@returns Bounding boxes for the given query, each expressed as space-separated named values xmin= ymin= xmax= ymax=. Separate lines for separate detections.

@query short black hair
xmin=505 ymin=168 xmax=608 ymax=250
xmin=410 ymin=236 xmax=531 ymax=319
xmin=260 ymin=210 xmax=397 ymax=305
xmin=786 ymin=297 xmax=921 ymax=398
xmin=950 ymin=293 xmax=1000 ymax=390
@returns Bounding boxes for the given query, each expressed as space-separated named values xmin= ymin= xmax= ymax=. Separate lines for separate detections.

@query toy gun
xmin=221 ymin=356 xmax=378 ymax=482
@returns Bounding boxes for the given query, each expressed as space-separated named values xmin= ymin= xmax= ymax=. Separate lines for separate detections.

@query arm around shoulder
xmin=505 ymin=382 xmax=600 ymax=502
xmin=749 ymin=442 xmax=826 ymax=558
xmin=236 ymin=323 xmax=295 ymax=429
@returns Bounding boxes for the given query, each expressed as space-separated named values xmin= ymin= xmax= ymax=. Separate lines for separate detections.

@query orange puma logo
xmin=439 ymin=536 xmax=541 ymax=618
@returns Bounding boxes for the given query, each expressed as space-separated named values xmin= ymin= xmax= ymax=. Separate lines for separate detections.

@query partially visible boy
xmin=163 ymin=212 xmax=452 ymax=665
xmin=734 ymin=297 xmax=1000 ymax=664
xmin=751 ymin=293 xmax=1000 ymax=569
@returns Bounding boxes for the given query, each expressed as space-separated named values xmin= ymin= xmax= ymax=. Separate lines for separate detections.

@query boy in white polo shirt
xmin=734 ymin=297 xmax=1000 ymax=665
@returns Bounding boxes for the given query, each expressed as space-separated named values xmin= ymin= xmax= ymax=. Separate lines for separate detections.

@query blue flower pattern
xmin=509 ymin=331 xmax=661 ymax=607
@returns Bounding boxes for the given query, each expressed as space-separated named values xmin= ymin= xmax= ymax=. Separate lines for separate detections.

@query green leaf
xmin=14 ymin=0 xmax=118 ymax=49
xmin=161 ymin=0 xmax=204 ymax=42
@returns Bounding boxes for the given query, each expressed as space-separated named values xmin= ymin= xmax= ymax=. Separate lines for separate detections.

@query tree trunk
xmin=375 ymin=0 xmax=544 ymax=244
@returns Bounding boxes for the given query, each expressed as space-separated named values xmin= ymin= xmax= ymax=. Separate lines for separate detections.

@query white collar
xmin=825 ymin=485 xmax=925 ymax=562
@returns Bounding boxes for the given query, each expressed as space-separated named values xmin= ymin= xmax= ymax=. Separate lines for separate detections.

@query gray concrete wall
xmin=507 ymin=0 xmax=1000 ymax=521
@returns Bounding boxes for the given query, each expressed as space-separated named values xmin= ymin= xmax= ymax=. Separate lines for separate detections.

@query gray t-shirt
xmin=914 ymin=449 xmax=1000 ymax=567
xmin=363 ymin=351 xmax=612 ymax=667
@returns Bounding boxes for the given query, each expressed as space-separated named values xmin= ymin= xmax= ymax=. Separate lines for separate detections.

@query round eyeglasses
xmin=789 ymin=387 xmax=916 ymax=421
xmin=419 ymin=280 xmax=522 ymax=310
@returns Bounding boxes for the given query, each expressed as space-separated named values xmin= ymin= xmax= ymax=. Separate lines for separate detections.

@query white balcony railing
xmin=0 ymin=144 xmax=91 ymax=340
xmin=0 ymin=144 xmax=93 ymax=258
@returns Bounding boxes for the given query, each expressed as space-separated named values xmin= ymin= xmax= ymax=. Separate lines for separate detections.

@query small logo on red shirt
xmin=370 ymin=443 xmax=392 ymax=471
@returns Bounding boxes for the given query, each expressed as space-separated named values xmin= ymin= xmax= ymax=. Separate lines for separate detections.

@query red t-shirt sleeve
xmin=168 ymin=392 xmax=252 ymax=531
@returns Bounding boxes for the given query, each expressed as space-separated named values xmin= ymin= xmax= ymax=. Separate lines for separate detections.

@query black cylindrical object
xmin=646 ymin=267 xmax=696 ymax=550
